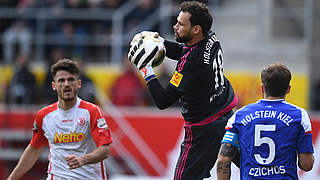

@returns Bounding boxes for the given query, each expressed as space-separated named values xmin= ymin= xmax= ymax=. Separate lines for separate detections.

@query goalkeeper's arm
xmin=146 ymin=79 xmax=182 ymax=110
xmin=164 ymin=40 xmax=183 ymax=61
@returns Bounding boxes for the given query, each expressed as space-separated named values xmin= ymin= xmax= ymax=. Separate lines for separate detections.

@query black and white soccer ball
xmin=128 ymin=34 xmax=166 ymax=70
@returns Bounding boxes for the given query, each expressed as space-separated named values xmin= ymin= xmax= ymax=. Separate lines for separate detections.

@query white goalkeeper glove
xmin=128 ymin=38 xmax=157 ymax=83
xmin=130 ymin=31 xmax=164 ymax=46
xmin=128 ymin=31 xmax=166 ymax=70
xmin=128 ymin=31 xmax=166 ymax=83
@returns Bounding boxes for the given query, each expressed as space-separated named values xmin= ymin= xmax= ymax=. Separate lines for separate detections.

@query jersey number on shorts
xmin=254 ymin=124 xmax=276 ymax=165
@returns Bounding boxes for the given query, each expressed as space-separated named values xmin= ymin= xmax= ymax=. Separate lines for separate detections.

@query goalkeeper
xmin=129 ymin=1 xmax=239 ymax=179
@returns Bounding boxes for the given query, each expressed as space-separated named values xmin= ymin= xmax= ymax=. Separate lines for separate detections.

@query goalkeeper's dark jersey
xmin=148 ymin=33 xmax=238 ymax=124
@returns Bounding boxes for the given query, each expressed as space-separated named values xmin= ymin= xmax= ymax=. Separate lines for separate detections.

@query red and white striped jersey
xmin=30 ymin=97 xmax=112 ymax=179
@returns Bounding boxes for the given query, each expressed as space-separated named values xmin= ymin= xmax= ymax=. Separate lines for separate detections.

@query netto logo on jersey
xmin=54 ymin=132 xmax=85 ymax=143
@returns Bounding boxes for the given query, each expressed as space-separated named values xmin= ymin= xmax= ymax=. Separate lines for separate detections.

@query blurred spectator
xmin=65 ymin=0 xmax=87 ymax=8
xmin=79 ymin=74 xmax=97 ymax=103
xmin=125 ymin=0 xmax=158 ymax=32
xmin=16 ymin=0 xmax=41 ymax=32
xmin=50 ymin=48 xmax=64 ymax=62
xmin=53 ymin=0 xmax=88 ymax=59
xmin=0 ymin=0 xmax=19 ymax=7
xmin=111 ymin=58 xmax=149 ymax=106
xmin=36 ymin=0 xmax=65 ymax=33
xmin=77 ymin=60 xmax=98 ymax=104
xmin=54 ymin=21 xmax=86 ymax=59
xmin=172 ymin=0 xmax=210 ymax=5
xmin=2 ymin=20 xmax=32 ymax=64
xmin=7 ymin=54 xmax=38 ymax=105
xmin=99 ymin=0 xmax=124 ymax=9
xmin=87 ymin=0 xmax=103 ymax=8
xmin=41 ymin=49 xmax=63 ymax=104
xmin=86 ymin=0 xmax=124 ymax=61
xmin=0 ymin=0 xmax=19 ymax=33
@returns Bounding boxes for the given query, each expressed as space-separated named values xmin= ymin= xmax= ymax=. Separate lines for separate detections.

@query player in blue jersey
xmin=216 ymin=62 xmax=314 ymax=180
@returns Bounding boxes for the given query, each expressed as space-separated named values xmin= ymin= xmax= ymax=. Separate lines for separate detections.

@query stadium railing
xmin=0 ymin=0 xmax=314 ymax=64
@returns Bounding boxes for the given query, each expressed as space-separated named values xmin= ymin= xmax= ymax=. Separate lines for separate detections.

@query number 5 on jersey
xmin=254 ymin=124 xmax=276 ymax=165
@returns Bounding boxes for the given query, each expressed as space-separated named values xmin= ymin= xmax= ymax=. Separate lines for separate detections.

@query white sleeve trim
xmin=300 ymin=108 xmax=312 ymax=132
xmin=226 ymin=112 xmax=237 ymax=129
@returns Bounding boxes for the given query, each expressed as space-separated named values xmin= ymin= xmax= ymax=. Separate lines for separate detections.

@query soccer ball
xmin=128 ymin=34 xmax=166 ymax=70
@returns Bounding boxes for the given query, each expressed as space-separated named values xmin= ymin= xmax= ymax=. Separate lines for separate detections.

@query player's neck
xmin=264 ymin=96 xmax=286 ymax=100
xmin=186 ymin=35 xmax=204 ymax=46
xmin=58 ymin=98 xmax=77 ymax=111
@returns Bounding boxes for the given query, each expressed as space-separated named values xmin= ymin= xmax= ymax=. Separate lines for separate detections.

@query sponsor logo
xmin=97 ymin=118 xmax=108 ymax=130
xmin=62 ymin=119 xmax=73 ymax=123
xmin=170 ymin=71 xmax=183 ymax=87
xmin=141 ymin=67 xmax=147 ymax=77
xmin=54 ymin=132 xmax=85 ymax=143
xmin=78 ymin=117 xmax=86 ymax=126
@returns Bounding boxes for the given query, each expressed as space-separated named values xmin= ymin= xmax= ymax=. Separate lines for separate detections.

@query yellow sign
xmin=170 ymin=71 xmax=183 ymax=87
xmin=226 ymin=71 xmax=309 ymax=110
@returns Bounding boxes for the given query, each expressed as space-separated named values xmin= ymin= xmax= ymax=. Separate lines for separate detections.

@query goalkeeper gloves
xmin=128 ymin=38 xmax=156 ymax=84
xmin=131 ymin=31 xmax=164 ymax=46
xmin=128 ymin=31 xmax=166 ymax=83
xmin=140 ymin=66 xmax=156 ymax=84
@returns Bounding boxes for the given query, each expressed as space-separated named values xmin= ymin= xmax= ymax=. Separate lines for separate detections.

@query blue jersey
xmin=222 ymin=99 xmax=313 ymax=180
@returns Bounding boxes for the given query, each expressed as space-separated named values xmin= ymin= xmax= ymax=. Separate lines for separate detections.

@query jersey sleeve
xmin=147 ymin=79 xmax=182 ymax=109
xmin=222 ymin=112 xmax=240 ymax=148
xmin=297 ymin=109 xmax=314 ymax=153
xmin=30 ymin=111 xmax=49 ymax=148
xmin=90 ymin=105 xmax=113 ymax=147
xmin=164 ymin=40 xmax=183 ymax=60
xmin=225 ymin=112 xmax=238 ymax=133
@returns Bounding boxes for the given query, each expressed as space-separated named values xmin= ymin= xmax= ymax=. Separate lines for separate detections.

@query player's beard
xmin=63 ymin=96 xmax=75 ymax=102
xmin=60 ymin=89 xmax=78 ymax=102
xmin=174 ymin=31 xmax=192 ymax=43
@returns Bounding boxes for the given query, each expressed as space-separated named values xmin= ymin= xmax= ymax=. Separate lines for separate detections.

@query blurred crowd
xmin=3 ymin=53 xmax=172 ymax=107
xmin=0 ymin=0 xmax=164 ymax=64
xmin=0 ymin=0 xmax=220 ymax=108
xmin=1 ymin=0 xmax=315 ymax=110
xmin=0 ymin=0 xmax=181 ymax=107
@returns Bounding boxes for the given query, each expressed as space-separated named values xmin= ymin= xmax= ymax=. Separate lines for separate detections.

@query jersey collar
xmin=57 ymin=97 xmax=81 ymax=112
xmin=259 ymin=99 xmax=285 ymax=103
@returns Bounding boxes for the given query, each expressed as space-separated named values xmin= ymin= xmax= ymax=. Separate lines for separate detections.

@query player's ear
xmin=192 ymin=25 xmax=201 ymax=35
xmin=260 ymin=84 xmax=265 ymax=98
xmin=52 ymin=81 xmax=56 ymax=91
xmin=78 ymin=79 xmax=82 ymax=88
xmin=286 ymin=85 xmax=291 ymax=94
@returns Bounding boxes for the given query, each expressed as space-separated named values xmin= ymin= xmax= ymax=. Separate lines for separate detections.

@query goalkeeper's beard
xmin=175 ymin=32 xmax=192 ymax=43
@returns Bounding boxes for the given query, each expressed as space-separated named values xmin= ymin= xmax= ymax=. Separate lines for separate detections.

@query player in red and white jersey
xmin=8 ymin=59 xmax=112 ymax=180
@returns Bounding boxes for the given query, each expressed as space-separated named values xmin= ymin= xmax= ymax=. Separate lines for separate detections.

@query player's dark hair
xmin=51 ymin=58 xmax=80 ymax=79
xmin=180 ymin=1 xmax=213 ymax=36
xmin=261 ymin=62 xmax=291 ymax=97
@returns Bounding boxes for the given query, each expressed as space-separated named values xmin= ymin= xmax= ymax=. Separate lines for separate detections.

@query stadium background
xmin=0 ymin=0 xmax=319 ymax=179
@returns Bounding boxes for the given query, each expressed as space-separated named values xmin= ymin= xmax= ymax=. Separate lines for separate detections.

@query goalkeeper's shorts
xmin=173 ymin=110 xmax=233 ymax=180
